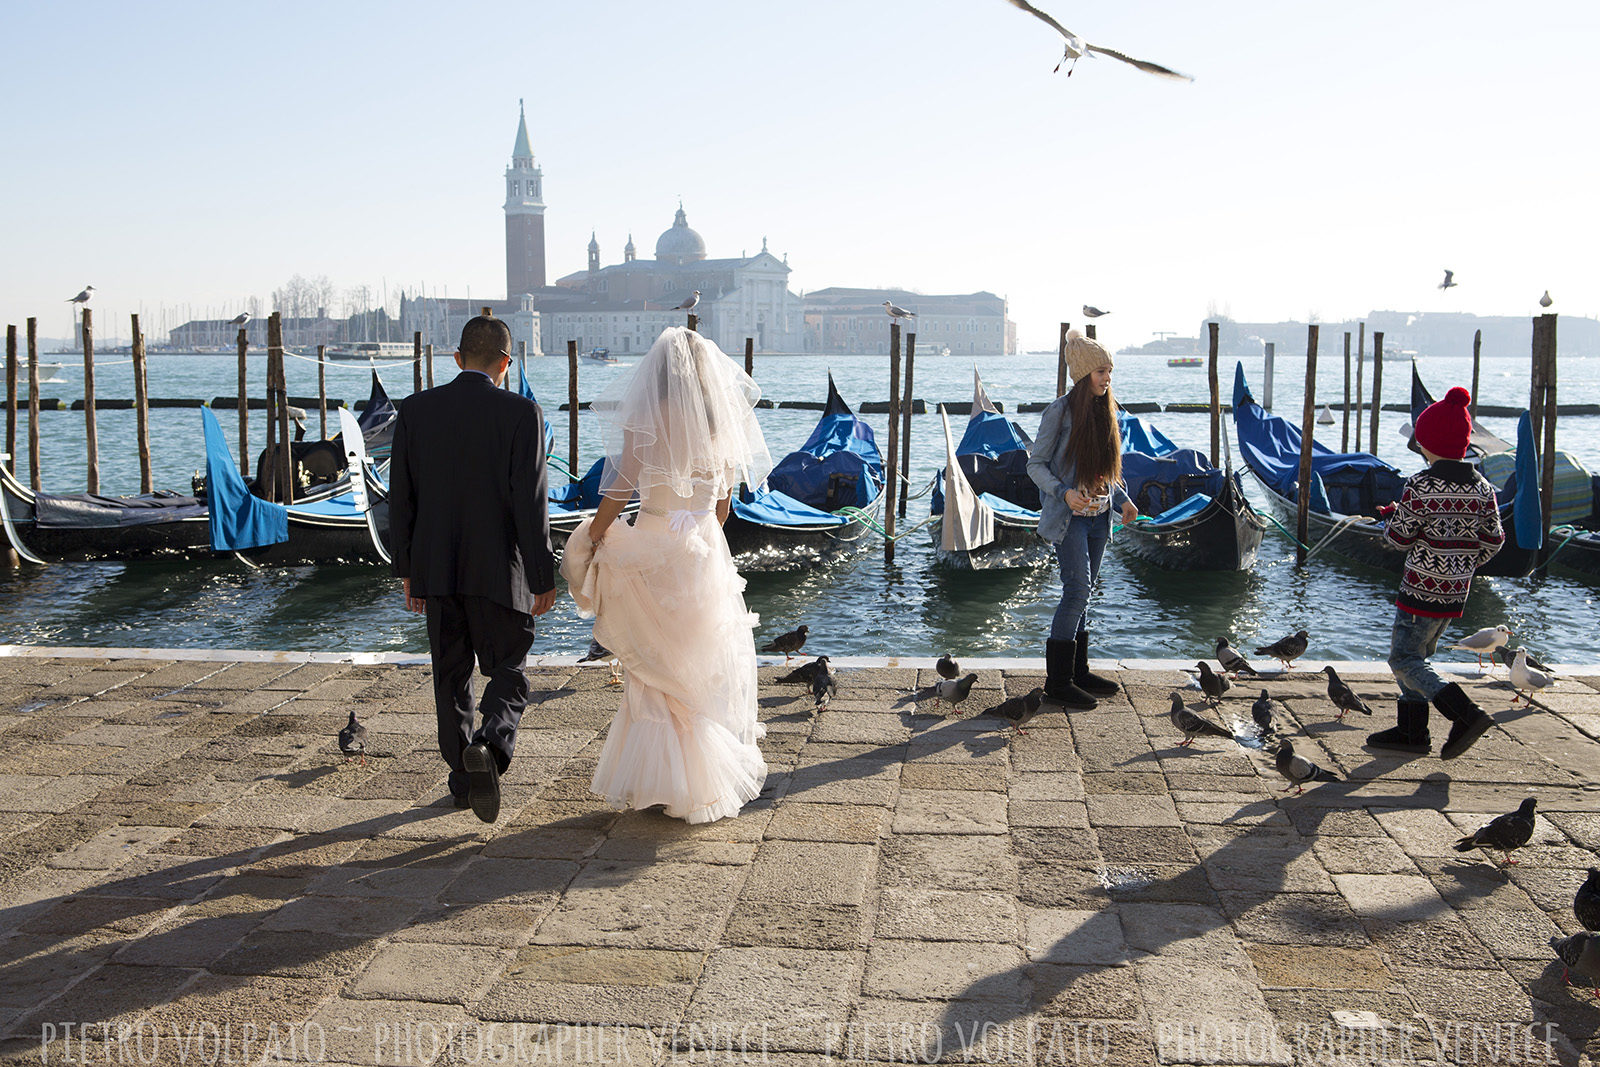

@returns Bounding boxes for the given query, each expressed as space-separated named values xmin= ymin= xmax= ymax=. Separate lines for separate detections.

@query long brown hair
xmin=1063 ymin=377 xmax=1121 ymax=495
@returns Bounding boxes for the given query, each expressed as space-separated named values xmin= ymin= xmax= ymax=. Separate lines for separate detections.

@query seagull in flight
xmin=1002 ymin=0 xmax=1194 ymax=81
xmin=1439 ymin=270 xmax=1458 ymax=291
xmin=883 ymin=301 xmax=916 ymax=322
xmin=67 ymin=286 xmax=94 ymax=305
xmin=670 ymin=291 xmax=700 ymax=312
xmin=227 ymin=312 xmax=252 ymax=327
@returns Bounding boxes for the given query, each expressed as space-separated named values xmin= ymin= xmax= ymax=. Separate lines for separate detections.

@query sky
xmin=2 ymin=0 xmax=1595 ymax=352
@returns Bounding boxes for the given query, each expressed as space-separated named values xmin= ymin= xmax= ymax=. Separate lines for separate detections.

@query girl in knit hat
xmin=1026 ymin=331 xmax=1140 ymax=709
xmin=1368 ymin=386 xmax=1505 ymax=760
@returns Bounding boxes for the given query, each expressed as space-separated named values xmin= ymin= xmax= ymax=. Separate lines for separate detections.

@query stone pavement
xmin=0 ymin=651 xmax=1597 ymax=1067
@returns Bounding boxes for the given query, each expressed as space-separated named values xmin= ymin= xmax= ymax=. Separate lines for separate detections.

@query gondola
xmin=252 ymin=371 xmax=397 ymax=492
xmin=1411 ymin=363 xmax=1600 ymax=582
xmin=205 ymin=406 xmax=391 ymax=567
xmin=1232 ymin=362 xmax=1541 ymax=578
xmin=929 ymin=371 xmax=1048 ymax=569
xmin=723 ymin=375 xmax=884 ymax=570
xmin=0 ymin=461 xmax=212 ymax=564
xmin=1114 ymin=410 xmax=1266 ymax=571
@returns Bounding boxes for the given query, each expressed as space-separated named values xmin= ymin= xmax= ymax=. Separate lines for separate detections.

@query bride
xmin=560 ymin=326 xmax=772 ymax=824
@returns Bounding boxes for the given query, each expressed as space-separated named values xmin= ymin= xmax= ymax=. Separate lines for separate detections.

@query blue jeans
xmin=1051 ymin=512 xmax=1110 ymax=641
xmin=1387 ymin=607 xmax=1450 ymax=703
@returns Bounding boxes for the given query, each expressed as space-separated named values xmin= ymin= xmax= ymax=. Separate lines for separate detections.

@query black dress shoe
xmin=462 ymin=743 xmax=501 ymax=823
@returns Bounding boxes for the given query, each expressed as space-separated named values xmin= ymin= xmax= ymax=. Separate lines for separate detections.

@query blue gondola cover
xmin=518 ymin=361 xmax=558 ymax=456
xmin=1118 ymin=411 xmax=1179 ymax=457
xmin=202 ymin=407 xmax=288 ymax=551
xmin=763 ymin=378 xmax=883 ymax=511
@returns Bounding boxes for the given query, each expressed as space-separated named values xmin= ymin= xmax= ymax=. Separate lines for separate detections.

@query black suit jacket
xmin=388 ymin=371 xmax=555 ymax=613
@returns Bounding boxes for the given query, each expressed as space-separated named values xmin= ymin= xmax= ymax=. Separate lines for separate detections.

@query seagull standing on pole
xmin=671 ymin=291 xmax=701 ymax=312
xmin=883 ymin=301 xmax=916 ymax=324
xmin=1082 ymin=305 xmax=1109 ymax=318
xmin=227 ymin=312 xmax=252 ymax=327
xmin=1002 ymin=0 xmax=1194 ymax=81
xmin=67 ymin=286 xmax=94 ymax=305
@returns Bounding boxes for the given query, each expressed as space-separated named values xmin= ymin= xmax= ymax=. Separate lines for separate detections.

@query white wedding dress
xmin=562 ymin=484 xmax=767 ymax=824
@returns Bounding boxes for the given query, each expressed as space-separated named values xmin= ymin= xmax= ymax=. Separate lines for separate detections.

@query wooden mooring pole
xmin=4 ymin=325 xmax=15 ymax=475
xmin=426 ymin=344 xmax=435 ymax=389
xmin=26 ymin=319 xmax=39 ymax=491
xmin=687 ymin=313 xmax=698 ymax=333
xmin=412 ymin=332 xmax=423 ymax=396
xmin=1207 ymin=322 xmax=1220 ymax=467
xmin=899 ymin=332 xmax=915 ymax=519
xmin=237 ymin=327 xmax=250 ymax=477
xmin=317 ymin=346 xmax=327 ymax=439
xmin=1536 ymin=314 xmax=1558 ymax=560
xmin=744 ymin=337 xmax=753 ymax=379
xmin=1367 ymin=332 xmax=1384 ymax=456
xmin=81 ymin=308 xmax=99 ymax=494
xmin=885 ymin=323 xmax=901 ymax=565
xmin=1086 ymin=323 xmax=1096 ymax=341
xmin=566 ymin=340 xmax=579 ymax=475
xmin=1529 ymin=329 xmax=1545 ymax=446
xmin=1353 ymin=323 xmax=1365 ymax=448
xmin=1470 ymin=329 xmax=1482 ymax=423
xmin=271 ymin=312 xmax=293 ymax=503
xmin=1055 ymin=322 xmax=1070 ymax=398
xmin=1341 ymin=332 xmax=1351 ymax=452
xmin=1295 ymin=324 xmax=1320 ymax=566
xmin=131 ymin=314 xmax=151 ymax=493
xmin=1263 ymin=343 xmax=1275 ymax=411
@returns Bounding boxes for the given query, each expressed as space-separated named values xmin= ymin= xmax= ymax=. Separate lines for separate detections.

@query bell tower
xmin=504 ymin=99 xmax=546 ymax=297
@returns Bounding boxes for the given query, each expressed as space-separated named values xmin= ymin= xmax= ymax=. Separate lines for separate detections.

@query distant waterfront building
xmin=802 ymin=288 xmax=1016 ymax=356
xmin=1199 ymin=310 xmax=1599 ymax=360
xmin=168 ymin=313 xmax=342 ymax=350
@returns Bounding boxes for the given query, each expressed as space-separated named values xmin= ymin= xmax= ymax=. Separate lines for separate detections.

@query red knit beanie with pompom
xmin=1413 ymin=386 xmax=1472 ymax=460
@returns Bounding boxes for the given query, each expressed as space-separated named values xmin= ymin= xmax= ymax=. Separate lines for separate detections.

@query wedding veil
xmin=595 ymin=326 xmax=772 ymax=499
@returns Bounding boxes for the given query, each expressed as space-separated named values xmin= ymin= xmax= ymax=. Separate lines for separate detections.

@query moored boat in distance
xmin=325 ymin=341 xmax=417 ymax=361
xmin=585 ymin=347 xmax=620 ymax=364
xmin=1167 ymin=357 xmax=1202 ymax=368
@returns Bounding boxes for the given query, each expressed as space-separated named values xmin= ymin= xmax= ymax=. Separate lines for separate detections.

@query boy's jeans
xmin=1387 ymin=606 xmax=1451 ymax=703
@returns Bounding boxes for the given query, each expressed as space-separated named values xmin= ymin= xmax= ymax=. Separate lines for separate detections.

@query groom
xmin=389 ymin=315 xmax=557 ymax=823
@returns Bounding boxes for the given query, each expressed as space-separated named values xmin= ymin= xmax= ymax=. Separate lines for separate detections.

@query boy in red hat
xmin=1366 ymin=386 xmax=1505 ymax=760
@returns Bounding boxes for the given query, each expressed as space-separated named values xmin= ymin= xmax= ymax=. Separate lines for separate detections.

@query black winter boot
xmin=1074 ymin=631 xmax=1120 ymax=698
xmin=1043 ymin=638 xmax=1096 ymax=710
xmin=1433 ymin=683 xmax=1493 ymax=760
xmin=1365 ymin=699 xmax=1431 ymax=754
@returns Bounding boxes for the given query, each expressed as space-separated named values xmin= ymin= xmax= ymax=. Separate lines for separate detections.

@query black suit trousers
xmin=425 ymin=594 xmax=537 ymax=797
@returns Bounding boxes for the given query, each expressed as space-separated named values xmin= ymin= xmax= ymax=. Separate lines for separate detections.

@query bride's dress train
xmin=562 ymin=489 xmax=766 ymax=824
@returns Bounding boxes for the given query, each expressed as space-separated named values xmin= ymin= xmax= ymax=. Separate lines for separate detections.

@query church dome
xmin=655 ymin=204 xmax=707 ymax=264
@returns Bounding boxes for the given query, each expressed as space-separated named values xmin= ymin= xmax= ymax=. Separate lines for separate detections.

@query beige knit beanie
xmin=1065 ymin=330 xmax=1111 ymax=385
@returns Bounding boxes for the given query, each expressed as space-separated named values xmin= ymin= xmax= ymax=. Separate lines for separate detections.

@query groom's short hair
xmin=458 ymin=316 xmax=511 ymax=368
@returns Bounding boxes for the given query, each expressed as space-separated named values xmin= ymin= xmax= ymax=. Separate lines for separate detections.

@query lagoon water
xmin=2 ymin=345 xmax=1596 ymax=663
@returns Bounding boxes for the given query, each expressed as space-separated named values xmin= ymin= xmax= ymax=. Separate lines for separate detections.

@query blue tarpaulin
xmin=518 ymin=361 xmax=557 ymax=456
xmin=763 ymin=377 xmax=884 ymax=512
xmin=551 ymin=458 xmax=609 ymax=513
xmin=731 ymin=487 xmax=852 ymax=528
xmin=1121 ymin=448 xmax=1225 ymax=517
xmin=1512 ymin=413 xmax=1545 ymax=550
xmin=932 ymin=393 xmax=1039 ymax=519
xmin=1119 ymin=412 xmax=1179 ymax=457
xmin=1148 ymin=493 xmax=1213 ymax=525
xmin=202 ymin=407 xmax=287 ymax=551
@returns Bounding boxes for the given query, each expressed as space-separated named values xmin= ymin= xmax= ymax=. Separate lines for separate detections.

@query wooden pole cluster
xmin=1055 ymin=322 xmax=1070 ymax=398
xmin=81 ymin=308 xmax=99 ymax=494
xmin=131 ymin=314 xmax=151 ymax=493
xmin=27 ymin=319 xmax=40 ymax=490
xmin=885 ymin=323 xmax=901 ymax=565
xmin=1470 ymin=329 xmax=1482 ymax=422
xmin=1533 ymin=314 xmax=1558 ymax=556
xmin=237 ymin=328 xmax=250 ymax=477
xmin=1368 ymin=332 xmax=1384 ymax=456
xmin=566 ymin=340 xmax=579 ymax=474
xmin=1354 ymin=323 xmax=1366 ymax=447
xmin=4 ymin=325 xmax=15 ymax=475
xmin=317 ymin=345 xmax=328 ymax=439
xmin=1295 ymin=324 xmax=1320 ymax=566
xmin=412 ymin=332 xmax=423 ymax=395
xmin=744 ymin=337 xmax=753 ymax=379
xmin=1206 ymin=322 xmax=1220 ymax=467
xmin=899 ymin=332 xmax=916 ymax=519
xmin=1341 ymin=332 xmax=1352 ymax=452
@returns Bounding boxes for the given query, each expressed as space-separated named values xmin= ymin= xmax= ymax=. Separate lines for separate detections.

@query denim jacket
xmin=1026 ymin=394 xmax=1131 ymax=544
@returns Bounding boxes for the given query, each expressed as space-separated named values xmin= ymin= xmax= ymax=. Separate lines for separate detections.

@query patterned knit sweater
xmin=1383 ymin=460 xmax=1504 ymax=617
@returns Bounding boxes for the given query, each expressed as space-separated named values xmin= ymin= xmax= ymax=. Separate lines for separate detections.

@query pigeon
xmin=1452 ymin=625 xmax=1513 ymax=669
xmin=932 ymin=672 xmax=979 ymax=712
xmin=1550 ymin=932 xmax=1600 ymax=997
xmin=1195 ymin=660 xmax=1230 ymax=706
xmin=1215 ymin=637 xmax=1258 ymax=678
xmin=1453 ymin=797 xmax=1537 ymax=865
xmin=1322 ymin=665 xmax=1374 ymax=721
xmin=984 ymin=687 xmax=1044 ymax=735
xmin=337 ymin=710 xmax=367 ymax=764
xmin=1507 ymin=648 xmax=1555 ymax=705
xmin=1251 ymin=690 xmax=1277 ymax=738
xmin=1274 ymin=740 xmax=1340 ymax=795
xmin=227 ymin=312 xmax=252 ymax=327
xmin=1575 ymin=867 xmax=1600 ymax=932
xmin=882 ymin=301 xmax=916 ymax=322
xmin=1254 ymin=629 xmax=1309 ymax=670
xmin=1081 ymin=305 xmax=1109 ymax=318
xmin=670 ymin=291 xmax=701 ymax=312
xmin=67 ymin=286 xmax=94 ymax=305
xmin=935 ymin=653 xmax=960 ymax=680
xmin=1439 ymin=269 xmax=1458 ymax=291
xmin=1168 ymin=692 xmax=1232 ymax=748
xmin=1002 ymin=0 xmax=1194 ymax=81
xmin=1539 ymin=290 xmax=1553 ymax=309
xmin=811 ymin=657 xmax=837 ymax=711
xmin=777 ymin=656 xmax=829 ymax=685
xmin=760 ymin=625 xmax=809 ymax=662
xmin=579 ymin=637 xmax=622 ymax=685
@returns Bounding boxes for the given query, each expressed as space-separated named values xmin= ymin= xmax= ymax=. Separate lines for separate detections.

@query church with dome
xmin=399 ymin=105 xmax=1009 ymax=357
